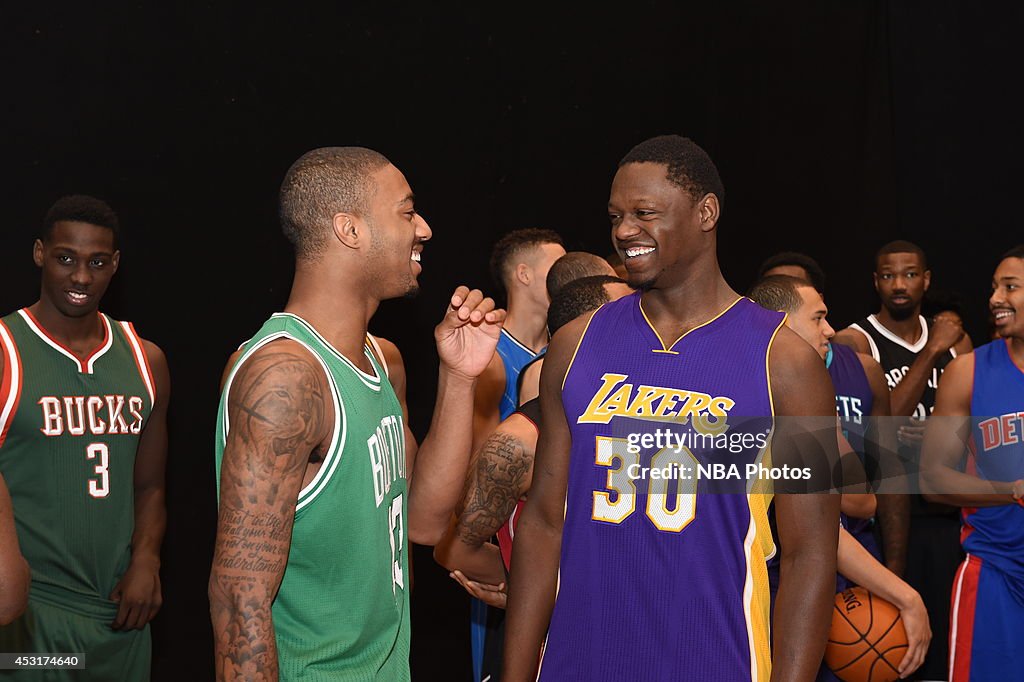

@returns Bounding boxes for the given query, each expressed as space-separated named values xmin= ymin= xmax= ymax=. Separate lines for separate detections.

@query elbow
xmin=918 ymin=469 xmax=939 ymax=501
xmin=408 ymin=524 xmax=444 ymax=548
xmin=0 ymin=599 xmax=26 ymax=627
xmin=432 ymin=543 xmax=456 ymax=572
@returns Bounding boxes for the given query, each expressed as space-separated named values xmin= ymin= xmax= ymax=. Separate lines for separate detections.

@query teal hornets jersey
xmin=215 ymin=313 xmax=410 ymax=681
xmin=0 ymin=308 xmax=155 ymax=619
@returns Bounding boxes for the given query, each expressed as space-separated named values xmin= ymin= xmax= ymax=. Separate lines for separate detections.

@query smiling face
xmin=608 ymin=162 xmax=710 ymax=291
xmin=874 ymin=252 xmax=930 ymax=320
xmin=33 ymin=221 xmax=119 ymax=318
xmin=362 ymin=163 xmax=432 ymax=300
xmin=990 ymin=256 xmax=1024 ymax=338
xmin=786 ymin=285 xmax=835 ymax=360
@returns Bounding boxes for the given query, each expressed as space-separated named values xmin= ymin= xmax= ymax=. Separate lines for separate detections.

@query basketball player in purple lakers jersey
xmin=920 ymin=246 xmax=1024 ymax=682
xmin=504 ymin=136 xmax=842 ymax=681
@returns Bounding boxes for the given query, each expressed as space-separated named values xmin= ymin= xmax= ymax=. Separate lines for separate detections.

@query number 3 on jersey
xmin=86 ymin=443 xmax=110 ymax=498
xmin=592 ymin=436 xmax=697 ymax=532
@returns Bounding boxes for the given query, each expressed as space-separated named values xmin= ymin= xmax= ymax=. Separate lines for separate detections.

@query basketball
xmin=824 ymin=586 xmax=908 ymax=682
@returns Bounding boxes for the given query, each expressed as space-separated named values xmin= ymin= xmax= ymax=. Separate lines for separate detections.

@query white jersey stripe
xmin=16 ymin=309 xmax=114 ymax=375
xmin=0 ymin=321 xmax=22 ymax=448
xmin=86 ymin=316 xmax=114 ymax=374
xmin=848 ymin=323 xmax=881 ymax=363
xmin=120 ymin=321 xmax=156 ymax=406
xmin=219 ymin=332 xmax=344 ymax=510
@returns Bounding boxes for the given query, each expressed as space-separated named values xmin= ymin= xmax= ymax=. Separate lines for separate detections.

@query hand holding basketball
xmin=826 ymin=587 xmax=912 ymax=682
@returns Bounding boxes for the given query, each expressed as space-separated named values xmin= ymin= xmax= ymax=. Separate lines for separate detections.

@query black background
xmin=1 ymin=2 xmax=1020 ymax=679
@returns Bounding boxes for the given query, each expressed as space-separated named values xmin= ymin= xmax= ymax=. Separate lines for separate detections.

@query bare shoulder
xmin=229 ymin=338 xmax=328 ymax=394
xmin=833 ymin=327 xmax=870 ymax=354
xmin=369 ymin=334 xmax=405 ymax=374
xmin=224 ymin=338 xmax=334 ymax=453
xmin=541 ymin=308 xmax=595 ymax=386
xmin=941 ymin=351 xmax=974 ymax=388
xmin=855 ymin=351 xmax=885 ymax=383
xmin=933 ymin=352 xmax=974 ymax=416
xmin=769 ymin=326 xmax=835 ymax=416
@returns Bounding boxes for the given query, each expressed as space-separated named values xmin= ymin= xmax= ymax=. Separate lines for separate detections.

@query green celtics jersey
xmin=215 ymin=313 xmax=410 ymax=681
xmin=0 ymin=308 xmax=155 ymax=619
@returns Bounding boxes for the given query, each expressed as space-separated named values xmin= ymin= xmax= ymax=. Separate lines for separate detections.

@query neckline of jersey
xmin=636 ymin=295 xmax=745 ymax=354
xmin=18 ymin=308 xmax=113 ymax=374
xmin=271 ymin=312 xmax=382 ymax=384
xmin=867 ymin=314 xmax=928 ymax=353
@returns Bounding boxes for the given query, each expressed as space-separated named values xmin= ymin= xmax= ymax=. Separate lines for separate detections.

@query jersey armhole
xmin=366 ymin=334 xmax=390 ymax=380
xmin=561 ymin=306 xmax=603 ymax=391
xmin=220 ymin=334 xmax=346 ymax=513
xmin=120 ymin=321 xmax=157 ymax=407
xmin=848 ymin=323 xmax=881 ymax=363
xmin=0 ymin=321 xmax=23 ymax=448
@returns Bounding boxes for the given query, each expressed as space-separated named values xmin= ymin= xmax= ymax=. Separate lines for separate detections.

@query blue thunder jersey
xmin=495 ymin=329 xmax=543 ymax=420
xmin=542 ymin=294 xmax=784 ymax=681
xmin=962 ymin=339 xmax=1024 ymax=581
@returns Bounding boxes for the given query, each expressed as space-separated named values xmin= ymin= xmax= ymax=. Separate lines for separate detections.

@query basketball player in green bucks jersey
xmin=0 ymin=195 xmax=170 ymax=680
xmin=210 ymin=147 xmax=506 ymax=682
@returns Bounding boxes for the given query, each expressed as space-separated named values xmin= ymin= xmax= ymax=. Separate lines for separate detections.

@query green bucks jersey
xmin=0 ymin=308 xmax=155 ymax=619
xmin=215 ymin=313 xmax=410 ymax=681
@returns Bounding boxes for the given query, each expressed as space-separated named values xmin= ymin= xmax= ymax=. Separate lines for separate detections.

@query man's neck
xmin=504 ymin=293 xmax=549 ymax=352
xmin=639 ymin=260 xmax=737 ymax=338
xmin=1007 ymin=335 xmax=1024 ymax=371
xmin=284 ymin=265 xmax=377 ymax=371
xmin=27 ymin=300 xmax=105 ymax=354
xmin=874 ymin=307 xmax=923 ymax=344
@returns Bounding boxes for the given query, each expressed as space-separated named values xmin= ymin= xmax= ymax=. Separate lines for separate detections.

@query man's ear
xmin=515 ymin=262 xmax=531 ymax=286
xmin=33 ymin=239 xmax=44 ymax=267
xmin=923 ymin=269 xmax=932 ymax=292
xmin=698 ymin=193 xmax=721 ymax=233
xmin=332 ymin=212 xmax=362 ymax=249
xmin=110 ymin=250 xmax=121 ymax=274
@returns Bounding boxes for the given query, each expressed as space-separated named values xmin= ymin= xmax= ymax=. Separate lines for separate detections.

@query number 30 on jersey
xmin=592 ymin=436 xmax=697 ymax=532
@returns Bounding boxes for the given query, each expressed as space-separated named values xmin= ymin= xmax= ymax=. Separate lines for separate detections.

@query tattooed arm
xmin=433 ymin=413 xmax=538 ymax=586
xmin=209 ymin=342 xmax=331 ymax=682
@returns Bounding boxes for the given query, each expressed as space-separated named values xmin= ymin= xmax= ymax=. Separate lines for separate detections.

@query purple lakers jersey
xmin=540 ymin=294 xmax=784 ymax=681
xmin=962 ymin=339 xmax=1024 ymax=581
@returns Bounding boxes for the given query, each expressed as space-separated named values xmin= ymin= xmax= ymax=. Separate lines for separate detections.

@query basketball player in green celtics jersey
xmin=0 ymin=195 xmax=170 ymax=680
xmin=210 ymin=147 xmax=506 ymax=682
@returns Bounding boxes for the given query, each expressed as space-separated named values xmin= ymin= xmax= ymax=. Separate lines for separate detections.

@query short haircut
xmin=875 ymin=240 xmax=928 ymax=271
xmin=618 ymin=135 xmax=725 ymax=209
xmin=756 ymin=251 xmax=825 ymax=293
xmin=1000 ymin=244 xmax=1024 ymax=262
xmin=488 ymin=228 xmax=564 ymax=293
xmin=546 ymin=252 xmax=615 ymax=299
xmin=548 ymin=275 xmax=626 ymax=334
xmin=279 ymin=146 xmax=391 ymax=262
xmin=747 ymin=275 xmax=811 ymax=315
xmin=42 ymin=195 xmax=119 ymax=245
